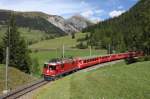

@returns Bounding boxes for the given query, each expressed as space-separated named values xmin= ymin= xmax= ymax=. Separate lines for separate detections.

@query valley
xmin=0 ymin=0 xmax=150 ymax=98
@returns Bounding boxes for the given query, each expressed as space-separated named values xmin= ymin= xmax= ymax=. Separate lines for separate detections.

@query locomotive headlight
xmin=46 ymin=70 xmax=49 ymax=73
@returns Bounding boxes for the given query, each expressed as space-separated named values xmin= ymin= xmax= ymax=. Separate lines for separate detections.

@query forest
xmin=83 ymin=0 xmax=150 ymax=55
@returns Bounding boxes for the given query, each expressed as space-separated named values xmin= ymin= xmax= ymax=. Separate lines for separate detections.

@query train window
xmin=44 ymin=64 xmax=48 ymax=68
xmin=84 ymin=60 xmax=86 ymax=63
xmin=49 ymin=66 xmax=56 ymax=70
xmin=61 ymin=64 xmax=64 ymax=68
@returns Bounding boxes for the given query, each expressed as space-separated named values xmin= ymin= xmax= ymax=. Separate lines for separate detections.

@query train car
xmin=43 ymin=58 xmax=78 ymax=80
xmin=43 ymin=51 xmax=143 ymax=81
xmin=136 ymin=51 xmax=144 ymax=56
xmin=77 ymin=57 xmax=99 ymax=69
xmin=110 ymin=54 xmax=118 ymax=61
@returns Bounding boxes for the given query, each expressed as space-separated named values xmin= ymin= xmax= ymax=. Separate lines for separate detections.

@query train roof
xmin=79 ymin=52 xmax=131 ymax=60
xmin=44 ymin=58 xmax=75 ymax=65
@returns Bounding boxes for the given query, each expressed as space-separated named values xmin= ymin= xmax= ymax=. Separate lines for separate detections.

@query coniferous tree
xmin=1 ymin=14 xmax=31 ymax=73
xmin=71 ymin=33 xmax=75 ymax=39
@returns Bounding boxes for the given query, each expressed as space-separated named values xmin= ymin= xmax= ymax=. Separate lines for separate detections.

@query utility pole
xmin=4 ymin=26 xmax=10 ymax=94
xmin=90 ymin=46 xmax=92 ymax=56
xmin=62 ymin=44 xmax=65 ymax=58
xmin=5 ymin=47 xmax=9 ymax=92
xmin=108 ymin=44 xmax=111 ymax=54
xmin=55 ymin=48 xmax=58 ymax=58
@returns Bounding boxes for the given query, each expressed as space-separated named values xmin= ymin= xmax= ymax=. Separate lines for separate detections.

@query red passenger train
xmin=43 ymin=51 xmax=143 ymax=81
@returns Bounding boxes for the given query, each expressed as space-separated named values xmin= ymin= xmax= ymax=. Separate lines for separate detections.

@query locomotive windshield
xmin=49 ymin=65 xmax=56 ymax=70
xmin=44 ymin=64 xmax=56 ymax=70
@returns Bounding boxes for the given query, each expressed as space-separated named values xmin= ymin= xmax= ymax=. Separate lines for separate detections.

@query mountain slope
xmin=0 ymin=10 xmax=66 ymax=35
xmin=0 ymin=10 xmax=93 ymax=35
xmin=47 ymin=15 xmax=79 ymax=34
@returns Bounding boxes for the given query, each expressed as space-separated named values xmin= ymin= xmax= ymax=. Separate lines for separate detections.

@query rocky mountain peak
xmin=66 ymin=15 xmax=94 ymax=31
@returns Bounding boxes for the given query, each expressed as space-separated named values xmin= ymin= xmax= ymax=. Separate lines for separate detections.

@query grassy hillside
xmin=33 ymin=61 xmax=150 ymax=99
xmin=0 ymin=27 xmax=54 ymax=44
xmin=29 ymin=33 xmax=86 ymax=49
xmin=0 ymin=64 xmax=37 ymax=94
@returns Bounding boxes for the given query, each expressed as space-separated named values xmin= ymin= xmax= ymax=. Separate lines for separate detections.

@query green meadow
xmin=29 ymin=33 xmax=86 ymax=49
xmin=33 ymin=61 xmax=150 ymax=99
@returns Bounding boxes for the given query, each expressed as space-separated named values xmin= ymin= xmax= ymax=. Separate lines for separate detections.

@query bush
xmin=125 ymin=55 xmax=150 ymax=64
xmin=136 ymin=56 xmax=150 ymax=62
xmin=76 ymin=42 xmax=88 ymax=49
xmin=31 ymin=58 xmax=40 ymax=75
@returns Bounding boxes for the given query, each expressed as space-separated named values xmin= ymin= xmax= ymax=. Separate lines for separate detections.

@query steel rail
xmin=1 ymin=79 xmax=48 ymax=99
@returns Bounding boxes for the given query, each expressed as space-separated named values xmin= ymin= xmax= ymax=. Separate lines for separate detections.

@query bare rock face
xmin=47 ymin=15 xmax=94 ymax=34
xmin=47 ymin=15 xmax=79 ymax=34
xmin=66 ymin=15 xmax=94 ymax=31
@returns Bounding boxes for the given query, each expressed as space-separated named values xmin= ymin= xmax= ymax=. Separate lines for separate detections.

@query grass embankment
xmin=33 ymin=61 xmax=150 ymax=99
xmin=29 ymin=33 xmax=86 ymax=49
xmin=0 ymin=64 xmax=37 ymax=94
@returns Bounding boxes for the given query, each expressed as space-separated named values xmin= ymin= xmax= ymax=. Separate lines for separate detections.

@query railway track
xmin=1 ymin=79 xmax=48 ymax=99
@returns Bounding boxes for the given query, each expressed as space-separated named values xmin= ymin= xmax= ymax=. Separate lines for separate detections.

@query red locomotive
xmin=43 ymin=51 xmax=143 ymax=81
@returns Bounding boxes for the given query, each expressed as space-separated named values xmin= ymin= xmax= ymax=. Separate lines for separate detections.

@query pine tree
xmin=1 ymin=14 xmax=31 ymax=73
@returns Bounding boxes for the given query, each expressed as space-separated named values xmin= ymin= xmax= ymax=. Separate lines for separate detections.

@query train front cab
xmin=43 ymin=63 xmax=57 ymax=81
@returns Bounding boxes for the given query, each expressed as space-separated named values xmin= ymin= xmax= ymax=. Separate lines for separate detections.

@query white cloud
xmin=80 ymin=9 xmax=104 ymax=22
xmin=109 ymin=10 xmax=125 ymax=18
xmin=81 ymin=10 xmax=94 ymax=18
xmin=90 ymin=17 xmax=102 ymax=23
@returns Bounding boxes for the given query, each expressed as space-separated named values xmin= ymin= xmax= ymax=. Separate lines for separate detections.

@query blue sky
xmin=0 ymin=0 xmax=139 ymax=22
